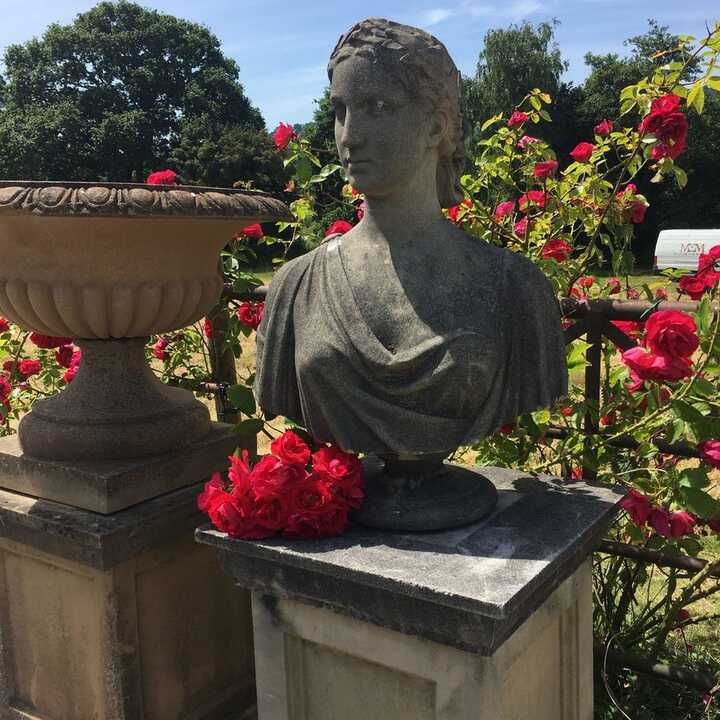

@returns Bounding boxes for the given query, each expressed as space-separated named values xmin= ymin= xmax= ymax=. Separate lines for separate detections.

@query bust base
xmin=355 ymin=455 xmax=498 ymax=531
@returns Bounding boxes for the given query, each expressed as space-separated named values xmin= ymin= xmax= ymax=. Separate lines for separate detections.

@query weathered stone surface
xmin=197 ymin=467 xmax=623 ymax=655
xmin=250 ymin=562 xmax=593 ymax=720
xmin=0 ymin=421 xmax=237 ymax=517
xmin=0 ymin=492 xmax=255 ymax=720
xmin=18 ymin=339 xmax=215 ymax=463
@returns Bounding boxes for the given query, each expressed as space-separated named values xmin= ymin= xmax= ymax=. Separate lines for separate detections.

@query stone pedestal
xmin=197 ymin=468 xmax=623 ymax=720
xmin=0 ymin=424 xmax=256 ymax=720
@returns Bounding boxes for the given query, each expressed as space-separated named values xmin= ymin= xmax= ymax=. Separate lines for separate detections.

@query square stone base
xmin=0 ymin=422 xmax=239 ymax=513
xmin=251 ymin=561 xmax=592 ymax=720
xmin=0 ymin=484 xmax=255 ymax=720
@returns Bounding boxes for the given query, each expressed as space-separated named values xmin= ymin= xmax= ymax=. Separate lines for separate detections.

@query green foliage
xmin=0 ymin=0 xmax=280 ymax=187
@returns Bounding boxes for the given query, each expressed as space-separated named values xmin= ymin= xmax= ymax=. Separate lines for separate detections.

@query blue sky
xmin=0 ymin=0 xmax=718 ymax=130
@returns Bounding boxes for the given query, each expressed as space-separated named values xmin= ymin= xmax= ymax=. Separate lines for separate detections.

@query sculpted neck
xmin=359 ymin=174 xmax=445 ymax=244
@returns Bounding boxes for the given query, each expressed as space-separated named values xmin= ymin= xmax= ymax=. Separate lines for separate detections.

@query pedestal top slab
xmin=197 ymin=467 xmax=623 ymax=654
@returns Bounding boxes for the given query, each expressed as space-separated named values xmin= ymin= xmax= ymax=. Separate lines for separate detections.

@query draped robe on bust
xmin=254 ymin=236 xmax=567 ymax=455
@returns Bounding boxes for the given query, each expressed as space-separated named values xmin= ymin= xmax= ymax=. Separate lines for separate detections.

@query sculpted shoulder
xmin=265 ymin=243 xmax=325 ymax=299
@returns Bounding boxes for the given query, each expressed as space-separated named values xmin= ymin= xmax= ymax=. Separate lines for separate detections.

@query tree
xmin=464 ymin=20 xmax=571 ymax=146
xmin=0 ymin=0 xmax=280 ymax=187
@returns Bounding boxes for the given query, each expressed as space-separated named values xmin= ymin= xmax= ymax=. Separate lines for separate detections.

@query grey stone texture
xmin=197 ymin=467 xmax=623 ymax=655
xmin=0 ymin=422 xmax=239 ymax=513
xmin=19 ymin=338 xmax=212 ymax=462
xmin=254 ymin=18 xmax=567 ymax=458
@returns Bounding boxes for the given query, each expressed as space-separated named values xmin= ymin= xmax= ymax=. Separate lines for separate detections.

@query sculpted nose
xmin=338 ymin=109 xmax=363 ymax=152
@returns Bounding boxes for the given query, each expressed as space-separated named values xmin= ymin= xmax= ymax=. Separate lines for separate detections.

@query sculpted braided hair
xmin=328 ymin=17 xmax=466 ymax=208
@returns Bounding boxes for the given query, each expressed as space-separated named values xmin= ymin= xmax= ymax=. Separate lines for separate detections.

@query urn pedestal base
xmin=197 ymin=467 xmax=624 ymax=720
xmin=18 ymin=338 xmax=211 ymax=463
xmin=0 ymin=424 xmax=257 ymax=720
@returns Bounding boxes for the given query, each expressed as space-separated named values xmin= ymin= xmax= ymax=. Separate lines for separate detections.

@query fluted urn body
xmin=0 ymin=181 xmax=291 ymax=461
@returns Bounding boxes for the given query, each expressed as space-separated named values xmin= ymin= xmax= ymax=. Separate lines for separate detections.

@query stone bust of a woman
xmin=255 ymin=18 xmax=566 ymax=526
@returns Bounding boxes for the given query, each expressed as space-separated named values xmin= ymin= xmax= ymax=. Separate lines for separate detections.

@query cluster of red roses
xmin=678 ymin=245 xmax=720 ymax=300
xmin=620 ymin=489 xmax=708 ymax=538
xmin=638 ymin=94 xmax=688 ymax=160
xmin=198 ymin=430 xmax=363 ymax=540
xmin=0 ymin=325 xmax=81 ymax=414
xmin=621 ymin=310 xmax=698 ymax=383
xmin=146 ymin=169 xmax=177 ymax=185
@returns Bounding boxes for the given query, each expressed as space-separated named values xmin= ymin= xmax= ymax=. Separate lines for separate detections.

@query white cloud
xmin=508 ymin=0 xmax=542 ymax=18
xmin=420 ymin=7 xmax=455 ymax=26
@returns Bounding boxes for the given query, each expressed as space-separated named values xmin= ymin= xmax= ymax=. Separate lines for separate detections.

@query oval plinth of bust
xmin=0 ymin=276 xmax=223 ymax=338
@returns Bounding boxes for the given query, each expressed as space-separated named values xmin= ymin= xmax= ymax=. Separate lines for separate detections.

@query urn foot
xmin=355 ymin=453 xmax=498 ymax=532
xmin=18 ymin=338 xmax=211 ymax=462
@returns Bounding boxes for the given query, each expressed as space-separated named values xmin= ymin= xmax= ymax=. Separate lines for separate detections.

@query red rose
xmin=203 ymin=318 xmax=214 ymax=339
xmin=639 ymin=95 xmax=687 ymax=160
xmin=619 ymin=489 xmax=653 ymax=526
xmin=237 ymin=301 xmax=264 ymax=330
xmin=146 ymin=169 xmax=177 ymax=185
xmin=606 ymin=277 xmax=621 ymax=294
xmin=283 ymin=474 xmax=351 ymax=539
xmin=507 ymin=111 xmax=529 ymax=127
xmin=626 ymin=288 xmax=640 ymax=300
xmin=253 ymin=492 xmax=293 ymax=532
xmin=498 ymin=423 xmax=514 ymax=434
xmin=494 ymin=200 xmax=515 ymax=220
xmin=613 ymin=320 xmax=643 ymax=338
xmin=517 ymin=135 xmax=540 ymax=150
xmin=312 ymin=446 xmax=363 ymax=508
xmin=0 ymin=375 xmax=11 ymax=403
xmin=271 ymin=430 xmax=311 ymax=466
xmin=541 ymin=238 xmax=572 ymax=262
xmin=197 ymin=472 xmax=226 ymax=513
xmin=0 ymin=318 xmax=9 ymax=333
xmin=698 ymin=245 xmax=720 ymax=288
xmin=518 ymin=190 xmax=546 ymax=212
xmin=698 ymin=440 xmax=720 ymax=469
xmin=273 ymin=122 xmax=297 ymax=151
xmin=570 ymin=142 xmax=595 ymax=163
xmin=649 ymin=507 xmax=671 ymax=537
xmin=30 ymin=333 xmax=72 ymax=349
xmin=18 ymin=359 xmax=42 ymax=377
xmin=644 ymin=310 xmax=698 ymax=359
xmin=594 ymin=119 xmax=614 ymax=137
xmin=250 ymin=454 xmax=304 ymax=498
xmin=64 ymin=365 xmax=79 ymax=383
xmin=152 ymin=336 xmax=169 ymax=360
xmin=513 ymin=217 xmax=529 ymax=237
xmin=654 ymin=288 xmax=668 ymax=301
xmin=621 ymin=347 xmax=692 ymax=382
xmin=356 ymin=201 xmax=366 ymax=221
xmin=325 ymin=219 xmax=353 ymax=237
xmin=533 ymin=160 xmax=558 ymax=179
xmin=447 ymin=198 xmax=472 ymax=224
xmin=669 ymin=511 xmax=696 ymax=538
xmin=709 ymin=517 xmax=720 ymax=533
xmin=228 ymin=450 xmax=253 ymax=487
xmin=239 ymin=223 xmax=264 ymax=239
xmin=678 ymin=274 xmax=707 ymax=300
xmin=207 ymin=490 xmax=274 ymax=540
xmin=55 ymin=345 xmax=74 ymax=368
xmin=578 ymin=276 xmax=595 ymax=289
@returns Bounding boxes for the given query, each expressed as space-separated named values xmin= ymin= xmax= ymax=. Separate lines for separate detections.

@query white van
xmin=654 ymin=229 xmax=720 ymax=272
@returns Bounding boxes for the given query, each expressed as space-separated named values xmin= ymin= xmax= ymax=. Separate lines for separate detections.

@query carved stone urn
xmin=0 ymin=181 xmax=291 ymax=462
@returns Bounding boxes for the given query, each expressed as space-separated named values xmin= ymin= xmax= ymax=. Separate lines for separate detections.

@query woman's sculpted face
xmin=330 ymin=55 xmax=443 ymax=200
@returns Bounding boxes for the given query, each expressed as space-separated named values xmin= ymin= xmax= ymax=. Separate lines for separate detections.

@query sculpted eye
xmin=332 ymin=99 xmax=346 ymax=123
xmin=368 ymin=98 xmax=391 ymax=115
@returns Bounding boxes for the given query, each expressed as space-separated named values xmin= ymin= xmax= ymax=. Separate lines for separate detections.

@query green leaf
xmin=530 ymin=96 xmax=541 ymax=111
xmin=227 ymin=384 xmax=256 ymax=415
xmin=679 ymin=537 xmax=703 ymax=557
xmin=308 ymin=163 xmax=342 ymax=184
xmin=681 ymin=487 xmax=720 ymax=519
xmin=234 ymin=418 xmax=264 ymax=436
xmin=531 ymin=409 xmax=551 ymax=426
xmin=674 ymin=166 xmax=687 ymax=189
xmin=689 ymin=377 xmax=716 ymax=399
xmin=480 ymin=113 xmax=503 ymax=132
xmin=707 ymin=76 xmax=720 ymax=92
xmin=567 ymin=340 xmax=591 ymax=371
xmin=695 ymin=295 xmax=713 ymax=335
xmin=679 ymin=467 xmax=710 ymax=490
